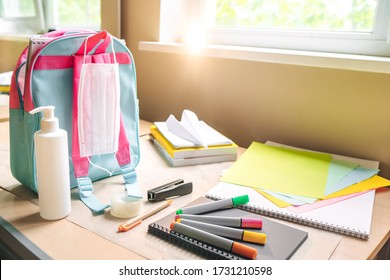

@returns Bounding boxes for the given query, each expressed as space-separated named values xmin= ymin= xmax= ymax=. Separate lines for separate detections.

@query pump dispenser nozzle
xmin=30 ymin=106 xmax=59 ymax=132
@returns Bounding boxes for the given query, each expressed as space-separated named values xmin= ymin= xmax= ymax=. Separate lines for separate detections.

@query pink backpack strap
xmin=71 ymin=31 xmax=141 ymax=213
xmin=75 ymin=30 xmax=111 ymax=56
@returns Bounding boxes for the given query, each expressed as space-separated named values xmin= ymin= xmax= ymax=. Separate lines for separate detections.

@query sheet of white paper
xmin=166 ymin=114 xmax=203 ymax=146
xmin=0 ymin=71 xmax=12 ymax=86
xmin=154 ymin=121 xmax=197 ymax=148
xmin=180 ymin=110 xmax=208 ymax=147
xmin=155 ymin=110 xmax=233 ymax=148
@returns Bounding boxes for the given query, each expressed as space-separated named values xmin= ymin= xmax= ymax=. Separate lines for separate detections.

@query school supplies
xmin=0 ymin=71 xmax=12 ymax=93
xmin=156 ymin=110 xmax=233 ymax=148
xmin=176 ymin=194 xmax=249 ymax=215
xmin=118 ymin=199 xmax=173 ymax=232
xmin=208 ymin=140 xmax=390 ymax=239
xmin=221 ymin=142 xmax=334 ymax=198
xmin=110 ymin=193 xmax=142 ymax=219
xmin=150 ymin=125 xmax=238 ymax=159
xmin=148 ymin=197 xmax=308 ymax=260
xmin=206 ymin=182 xmax=375 ymax=239
xmin=9 ymin=30 xmax=141 ymax=214
xmin=147 ymin=179 xmax=193 ymax=202
xmin=170 ymin=221 xmax=258 ymax=260
xmin=150 ymin=110 xmax=238 ymax=167
xmin=176 ymin=219 xmax=267 ymax=245
xmin=151 ymin=134 xmax=238 ymax=166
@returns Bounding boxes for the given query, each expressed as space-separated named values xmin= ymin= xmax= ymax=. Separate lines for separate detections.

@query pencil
xmin=118 ymin=199 xmax=173 ymax=232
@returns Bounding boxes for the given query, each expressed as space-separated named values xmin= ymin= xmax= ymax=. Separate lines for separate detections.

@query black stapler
xmin=147 ymin=179 xmax=193 ymax=202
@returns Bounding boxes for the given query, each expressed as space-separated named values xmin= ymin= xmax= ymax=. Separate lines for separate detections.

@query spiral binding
xmin=205 ymin=194 xmax=369 ymax=240
xmin=148 ymin=223 xmax=240 ymax=260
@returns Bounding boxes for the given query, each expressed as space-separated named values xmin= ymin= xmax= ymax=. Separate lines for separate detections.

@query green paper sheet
xmin=324 ymin=158 xmax=358 ymax=195
xmin=221 ymin=142 xmax=332 ymax=198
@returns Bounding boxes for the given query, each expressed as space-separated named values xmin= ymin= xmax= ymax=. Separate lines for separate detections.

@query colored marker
xmin=176 ymin=195 xmax=249 ymax=215
xmin=175 ymin=214 xmax=262 ymax=229
xmin=170 ymin=221 xmax=257 ymax=260
xmin=177 ymin=219 xmax=266 ymax=245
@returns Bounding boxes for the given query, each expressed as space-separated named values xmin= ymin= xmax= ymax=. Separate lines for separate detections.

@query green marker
xmin=176 ymin=195 xmax=249 ymax=215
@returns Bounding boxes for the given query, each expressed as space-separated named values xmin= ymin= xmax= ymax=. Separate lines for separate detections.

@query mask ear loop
xmin=77 ymin=35 xmax=90 ymax=163
xmin=83 ymin=35 xmax=89 ymax=64
xmin=87 ymin=156 xmax=115 ymax=176
xmin=109 ymin=34 xmax=118 ymax=64
xmin=107 ymin=34 xmax=119 ymax=176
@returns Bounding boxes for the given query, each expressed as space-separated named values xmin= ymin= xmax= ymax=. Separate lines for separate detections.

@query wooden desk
xmin=1 ymin=105 xmax=389 ymax=260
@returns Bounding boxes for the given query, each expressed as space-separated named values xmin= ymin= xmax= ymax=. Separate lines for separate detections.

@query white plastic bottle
xmin=30 ymin=106 xmax=71 ymax=220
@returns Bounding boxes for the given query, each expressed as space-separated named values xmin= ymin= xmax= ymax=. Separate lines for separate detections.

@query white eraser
xmin=110 ymin=193 xmax=142 ymax=218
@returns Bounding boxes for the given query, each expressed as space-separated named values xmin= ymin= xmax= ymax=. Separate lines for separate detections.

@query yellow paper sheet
xmin=256 ymin=189 xmax=291 ymax=208
xmin=322 ymin=175 xmax=390 ymax=199
xmin=221 ymin=142 xmax=332 ymax=198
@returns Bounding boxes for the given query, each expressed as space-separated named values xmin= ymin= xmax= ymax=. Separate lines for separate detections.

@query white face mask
xmin=77 ymin=35 xmax=121 ymax=157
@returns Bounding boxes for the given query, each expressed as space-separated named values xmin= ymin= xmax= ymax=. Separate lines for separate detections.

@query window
xmin=44 ymin=0 xmax=100 ymax=31
xmin=0 ymin=0 xmax=100 ymax=34
xmin=211 ymin=0 xmax=378 ymax=32
xmin=0 ymin=0 xmax=45 ymax=34
xmin=205 ymin=0 xmax=390 ymax=56
xmin=160 ymin=0 xmax=390 ymax=57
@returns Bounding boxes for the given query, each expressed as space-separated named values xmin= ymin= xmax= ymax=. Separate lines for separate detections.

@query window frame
xmin=160 ymin=0 xmax=390 ymax=57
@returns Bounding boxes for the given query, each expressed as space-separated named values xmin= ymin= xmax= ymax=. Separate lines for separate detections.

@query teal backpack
xmin=9 ymin=30 xmax=141 ymax=214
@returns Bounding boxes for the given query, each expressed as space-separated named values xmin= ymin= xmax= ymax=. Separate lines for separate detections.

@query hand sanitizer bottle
xmin=30 ymin=106 xmax=71 ymax=220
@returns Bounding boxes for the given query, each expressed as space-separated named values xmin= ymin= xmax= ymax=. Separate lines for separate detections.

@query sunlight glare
xmin=183 ymin=23 xmax=207 ymax=53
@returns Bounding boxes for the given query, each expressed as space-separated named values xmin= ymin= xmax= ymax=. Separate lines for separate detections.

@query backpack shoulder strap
xmin=71 ymin=32 xmax=141 ymax=214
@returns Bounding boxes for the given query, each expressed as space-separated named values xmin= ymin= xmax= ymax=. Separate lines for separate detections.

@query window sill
xmin=0 ymin=33 xmax=31 ymax=42
xmin=139 ymin=41 xmax=390 ymax=74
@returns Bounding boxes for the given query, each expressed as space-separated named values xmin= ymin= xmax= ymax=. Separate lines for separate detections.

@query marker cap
xmin=243 ymin=231 xmax=267 ymax=245
xmin=231 ymin=195 xmax=249 ymax=206
xmin=242 ymin=218 xmax=263 ymax=229
xmin=176 ymin=209 xmax=183 ymax=215
xmin=231 ymin=241 xmax=257 ymax=260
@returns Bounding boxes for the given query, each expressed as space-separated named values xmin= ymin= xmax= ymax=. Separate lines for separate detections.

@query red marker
xmin=175 ymin=214 xmax=262 ymax=229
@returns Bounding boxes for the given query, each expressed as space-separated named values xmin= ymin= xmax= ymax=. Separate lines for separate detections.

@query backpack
xmin=9 ymin=30 xmax=141 ymax=214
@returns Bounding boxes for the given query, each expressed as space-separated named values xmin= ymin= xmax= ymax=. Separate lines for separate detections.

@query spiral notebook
xmin=205 ymin=182 xmax=375 ymax=239
xmin=148 ymin=197 xmax=308 ymax=260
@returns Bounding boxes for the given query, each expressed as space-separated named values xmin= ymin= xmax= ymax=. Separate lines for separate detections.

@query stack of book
xmin=0 ymin=71 xmax=12 ymax=93
xmin=150 ymin=110 xmax=238 ymax=167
